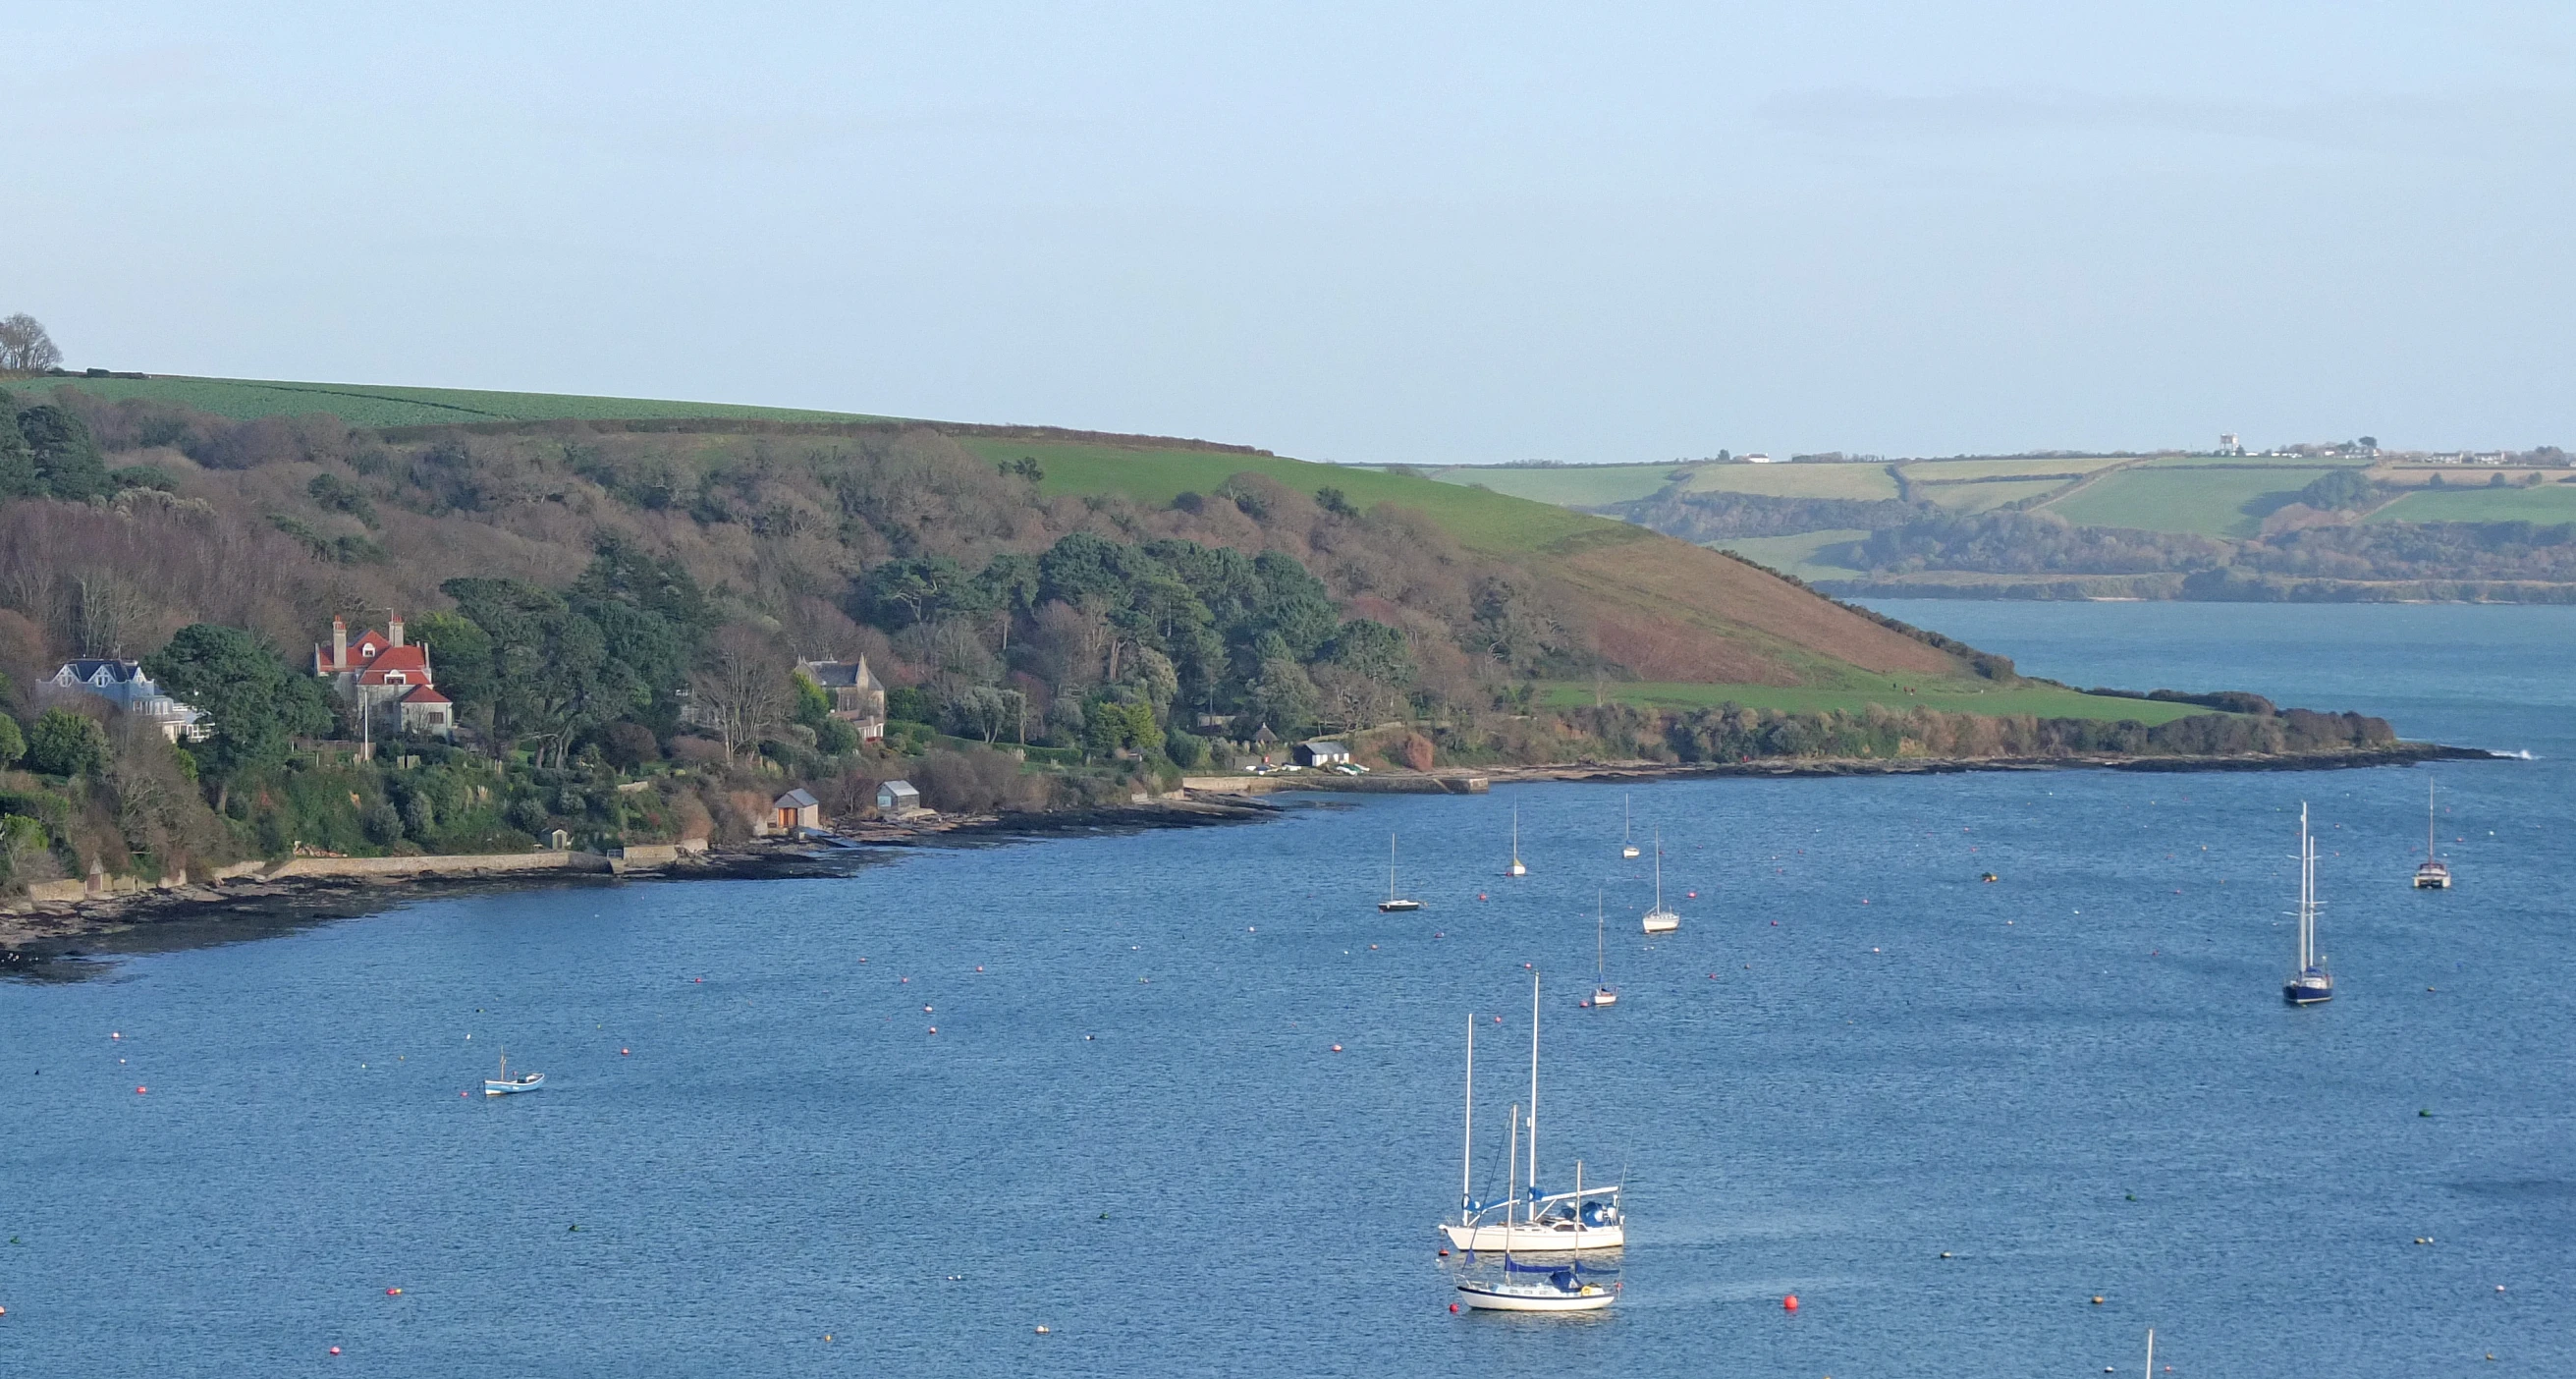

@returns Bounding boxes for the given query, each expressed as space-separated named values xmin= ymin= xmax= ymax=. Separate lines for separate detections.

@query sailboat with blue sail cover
xmin=1441 ymin=971 xmax=1624 ymax=1253
xmin=1452 ymin=1100 xmax=1617 ymax=1312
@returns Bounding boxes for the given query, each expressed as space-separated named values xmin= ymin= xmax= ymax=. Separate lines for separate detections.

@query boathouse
xmin=876 ymin=780 xmax=923 ymax=815
xmin=1293 ymin=739 xmax=1351 ymax=767
xmin=772 ymin=788 xmax=822 ymax=832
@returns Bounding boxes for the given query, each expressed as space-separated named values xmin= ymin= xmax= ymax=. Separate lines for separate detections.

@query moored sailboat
xmin=1379 ymin=831 xmax=1423 ymax=911
xmin=2283 ymin=803 xmax=2333 ymax=1006
xmin=1620 ymin=795 xmax=1640 ymax=859
xmin=1452 ymin=1102 xmax=1617 ymax=1313
xmin=1505 ymin=808 xmax=1528 ymax=877
xmin=1641 ymin=828 xmax=1678 ymax=934
xmin=1441 ymin=973 xmax=1624 ymax=1253
xmin=2413 ymin=778 xmax=2452 ymax=889
xmin=1589 ymin=891 xmax=1617 ymax=1007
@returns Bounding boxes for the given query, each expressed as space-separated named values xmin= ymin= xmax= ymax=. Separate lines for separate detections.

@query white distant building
xmin=1740 ymin=453 xmax=1778 ymax=464
xmin=2220 ymin=433 xmax=2244 ymax=456
xmin=44 ymin=660 xmax=210 ymax=743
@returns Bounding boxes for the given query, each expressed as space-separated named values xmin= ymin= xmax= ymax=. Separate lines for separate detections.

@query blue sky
xmin=11 ymin=3 xmax=2573 ymax=462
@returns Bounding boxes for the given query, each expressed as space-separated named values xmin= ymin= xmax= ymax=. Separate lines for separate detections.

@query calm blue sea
xmin=5 ymin=601 xmax=2574 ymax=1377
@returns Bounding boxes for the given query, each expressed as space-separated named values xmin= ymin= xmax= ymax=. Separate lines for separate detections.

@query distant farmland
xmin=2041 ymin=466 xmax=2339 ymax=537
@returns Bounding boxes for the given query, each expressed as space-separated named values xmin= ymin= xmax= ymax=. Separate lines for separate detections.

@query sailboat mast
xmin=1461 ymin=1014 xmax=1475 ymax=1226
xmin=2298 ymin=803 xmax=2315 ymax=970
xmin=2144 ymin=1328 xmax=2155 ymax=1377
xmin=1527 ymin=969 xmax=1540 ymax=1197
xmin=1390 ymin=832 xmax=1398 ymax=903
xmin=1596 ymin=890 xmax=1606 ymax=984
xmin=2429 ymin=778 xmax=2438 ymax=861
xmin=1653 ymin=827 xmax=1663 ymax=910
xmin=1505 ymin=1102 xmax=1519 ymax=1265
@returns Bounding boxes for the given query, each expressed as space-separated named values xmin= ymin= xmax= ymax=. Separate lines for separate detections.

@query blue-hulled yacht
xmin=2283 ymin=803 xmax=2332 ymax=1006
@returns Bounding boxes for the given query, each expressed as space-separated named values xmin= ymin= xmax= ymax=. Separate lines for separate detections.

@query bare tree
xmin=690 ymin=627 xmax=790 ymax=767
xmin=0 ymin=314 xmax=61 ymax=374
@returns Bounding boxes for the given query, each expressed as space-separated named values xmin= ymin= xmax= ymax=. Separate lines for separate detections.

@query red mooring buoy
xmin=1783 ymin=1294 xmax=1799 ymax=1312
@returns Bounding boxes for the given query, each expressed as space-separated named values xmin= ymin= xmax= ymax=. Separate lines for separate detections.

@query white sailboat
xmin=1641 ymin=827 xmax=1679 ymax=934
xmin=2413 ymin=778 xmax=2452 ymax=889
xmin=1505 ymin=807 xmax=1528 ymax=877
xmin=1441 ymin=973 xmax=1624 ymax=1252
xmin=1588 ymin=891 xmax=1617 ymax=1007
xmin=1620 ymin=795 xmax=1640 ymax=859
xmin=1379 ymin=831 xmax=1423 ymax=911
xmin=1452 ymin=1102 xmax=1617 ymax=1312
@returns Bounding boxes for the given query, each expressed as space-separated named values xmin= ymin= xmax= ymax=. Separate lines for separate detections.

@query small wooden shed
xmin=876 ymin=780 xmax=923 ymax=813
xmin=772 ymin=788 xmax=821 ymax=832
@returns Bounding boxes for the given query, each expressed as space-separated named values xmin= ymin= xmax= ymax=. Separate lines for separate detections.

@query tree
xmin=144 ymin=623 xmax=332 ymax=792
xmin=443 ymin=577 xmax=628 ymax=766
xmin=26 ymin=708 xmax=109 ymax=778
xmin=0 ymin=710 xmax=21 ymax=767
xmin=0 ymin=314 xmax=61 ymax=375
xmin=689 ymin=627 xmax=790 ymax=766
xmin=15 ymin=404 xmax=110 ymax=501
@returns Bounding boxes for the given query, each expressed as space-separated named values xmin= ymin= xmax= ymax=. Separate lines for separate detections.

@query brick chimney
xmin=388 ymin=612 xmax=405 ymax=648
xmin=332 ymin=616 xmax=348 ymax=670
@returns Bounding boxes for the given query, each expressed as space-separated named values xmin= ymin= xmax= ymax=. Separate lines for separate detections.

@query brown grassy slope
xmin=1551 ymin=537 xmax=1959 ymax=685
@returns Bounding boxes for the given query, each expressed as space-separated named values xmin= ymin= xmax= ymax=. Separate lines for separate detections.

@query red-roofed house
xmin=314 ymin=614 xmax=455 ymax=739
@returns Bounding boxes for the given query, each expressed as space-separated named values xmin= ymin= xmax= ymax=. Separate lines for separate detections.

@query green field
xmin=2366 ymin=483 xmax=2576 ymax=524
xmin=1538 ymin=680 xmax=2213 ymax=724
xmin=1682 ymin=463 xmax=1897 ymax=500
xmin=2132 ymin=454 xmax=2367 ymax=469
xmin=5 ymin=374 xmax=887 ymax=428
xmin=1424 ymin=463 xmax=1676 ymax=506
xmin=2042 ymin=467 xmax=2336 ymax=537
xmin=1917 ymin=478 xmax=2064 ymax=514
xmin=960 ymin=438 xmax=1634 ymax=554
xmin=1711 ymin=529 xmax=1870 ymax=581
xmin=1896 ymin=456 xmax=2127 ymax=480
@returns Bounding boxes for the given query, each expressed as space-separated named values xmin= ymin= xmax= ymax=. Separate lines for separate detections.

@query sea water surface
xmin=5 ymin=602 xmax=2574 ymax=1376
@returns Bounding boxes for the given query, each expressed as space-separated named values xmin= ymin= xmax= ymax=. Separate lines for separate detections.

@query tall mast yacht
xmin=1620 ymin=795 xmax=1640 ymax=859
xmin=1441 ymin=972 xmax=1624 ymax=1252
xmin=1505 ymin=808 xmax=1528 ymax=877
xmin=2283 ymin=802 xmax=2333 ymax=1006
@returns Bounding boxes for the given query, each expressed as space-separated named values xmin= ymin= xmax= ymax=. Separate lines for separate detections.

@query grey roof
xmin=55 ymin=659 xmax=148 ymax=685
xmin=1302 ymin=739 xmax=1349 ymax=751
xmin=774 ymin=788 xmax=820 ymax=808
xmin=878 ymin=779 xmax=920 ymax=797
xmin=798 ymin=658 xmax=879 ymax=689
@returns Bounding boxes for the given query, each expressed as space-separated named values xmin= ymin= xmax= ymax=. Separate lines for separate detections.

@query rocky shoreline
xmin=0 ymin=794 xmax=1284 ymax=974
xmin=0 ymin=744 xmax=2490 ymax=973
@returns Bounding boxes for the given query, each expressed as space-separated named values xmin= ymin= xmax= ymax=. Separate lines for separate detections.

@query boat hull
xmin=1621 ymin=847 xmax=1639 ymax=859
xmin=1379 ymin=900 xmax=1422 ymax=911
xmin=484 ymin=1075 xmax=545 ymax=1095
xmin=1441 ymin=1221 xmax=1623 ymax=1253
xmin=1589 ymin=989 xmax=1617 ymax=1007
xmin=2283 ymin=977 xmax=2333 ymax=1006
xmin=1640 ymin=913 xmax=1677 ymax=934
xmin=2413 ymin=866 xmax=2451 ymax=890
xmin=1455 ymin=1281 xmax=1616 ymax=1312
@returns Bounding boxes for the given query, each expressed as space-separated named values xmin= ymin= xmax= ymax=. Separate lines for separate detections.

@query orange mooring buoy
xmin=1783 ymin=1294 xmax=1799 ymax=1312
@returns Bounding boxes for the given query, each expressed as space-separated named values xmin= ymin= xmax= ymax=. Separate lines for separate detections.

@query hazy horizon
xmin=12 ymin=3 xmax=2574 ymax=464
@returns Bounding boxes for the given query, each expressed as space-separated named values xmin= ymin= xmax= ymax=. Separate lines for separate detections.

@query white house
xmin=45 ymin=660 xmax=209 ymax=743
xmin=1293 ymin=739 xmax=1352 ymax=767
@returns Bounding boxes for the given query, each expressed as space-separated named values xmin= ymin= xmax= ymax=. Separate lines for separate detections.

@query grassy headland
xmin=0 ymin=375 xmax=2423 ymax=914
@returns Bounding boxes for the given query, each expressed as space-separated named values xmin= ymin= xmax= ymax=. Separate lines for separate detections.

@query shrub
xmin=0 ymin=711 xmax=22 ymax=768
xmin=599 ymin=720 xmax=660 ymax=770
xmin=1398 ymin=732 xmax=1436 ymax=771
xmin=26 ymin=709 xmax=108 ymax=778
